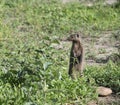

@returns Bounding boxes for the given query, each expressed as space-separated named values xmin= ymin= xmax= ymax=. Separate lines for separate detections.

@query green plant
xmin=85 ymin=62 xmax=120 ymax=93
xmin=0 ymin=0 xmax=120 ymax=104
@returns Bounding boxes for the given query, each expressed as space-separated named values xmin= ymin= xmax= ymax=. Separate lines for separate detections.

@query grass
xmin=0 ymin=0 xmax=120 ymax=104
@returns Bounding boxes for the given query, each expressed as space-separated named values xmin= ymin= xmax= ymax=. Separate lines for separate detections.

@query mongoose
xmin=66 ymin=34 xmax=84 ymax=79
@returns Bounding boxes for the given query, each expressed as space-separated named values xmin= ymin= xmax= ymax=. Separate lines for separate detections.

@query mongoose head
xmin=66 ymin=34 xmax=81 ymax=42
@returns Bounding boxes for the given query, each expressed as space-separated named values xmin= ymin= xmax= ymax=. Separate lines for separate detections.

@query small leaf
xmin=51 ymin=39 xmax=60 ymax=44
xmin=43 ymin=62 xmax=52 ymax=70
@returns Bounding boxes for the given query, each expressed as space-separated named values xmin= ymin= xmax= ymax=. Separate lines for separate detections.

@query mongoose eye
xmin=77 ymin=34 xmax=79 ymax=37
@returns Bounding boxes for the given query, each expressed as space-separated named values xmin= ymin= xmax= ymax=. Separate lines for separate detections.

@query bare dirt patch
xmin=83 ymin=31 xmax=120 ymax=65
xmin=98 ymin=94 xmax=120 ymax=105
xmin=62 ymin=0 xmax=118 ymax=6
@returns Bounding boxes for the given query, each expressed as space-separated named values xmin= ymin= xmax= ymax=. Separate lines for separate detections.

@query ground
xmin=98 ymin=94 xmax=120 ymax=105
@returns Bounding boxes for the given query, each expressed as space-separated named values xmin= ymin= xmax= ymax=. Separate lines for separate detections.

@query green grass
xmin=0 ymin=0 xmax=120 ymax=38
xmin=0 ymin=0 xmax=120 ymax=104
xmin=85 ymin=62 xmax=120 ymax=93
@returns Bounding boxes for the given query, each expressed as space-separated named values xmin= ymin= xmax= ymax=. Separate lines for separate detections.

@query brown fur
xmin=67 ymin=34 xmax=84 ymax=78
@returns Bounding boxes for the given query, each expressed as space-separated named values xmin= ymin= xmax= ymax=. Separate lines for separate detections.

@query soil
xmin=84 ymin=31 xmax=120 ymax=66
xmin=98 ymin=94 xmax=120 ymax=105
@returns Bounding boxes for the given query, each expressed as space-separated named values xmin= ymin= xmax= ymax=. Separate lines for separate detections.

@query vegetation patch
xmin=0 ymin=0 xmax=120 ymax=104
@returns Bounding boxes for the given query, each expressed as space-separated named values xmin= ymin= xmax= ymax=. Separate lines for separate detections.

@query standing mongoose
xmin=66 ymin=33 xmax=84 ymax=79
